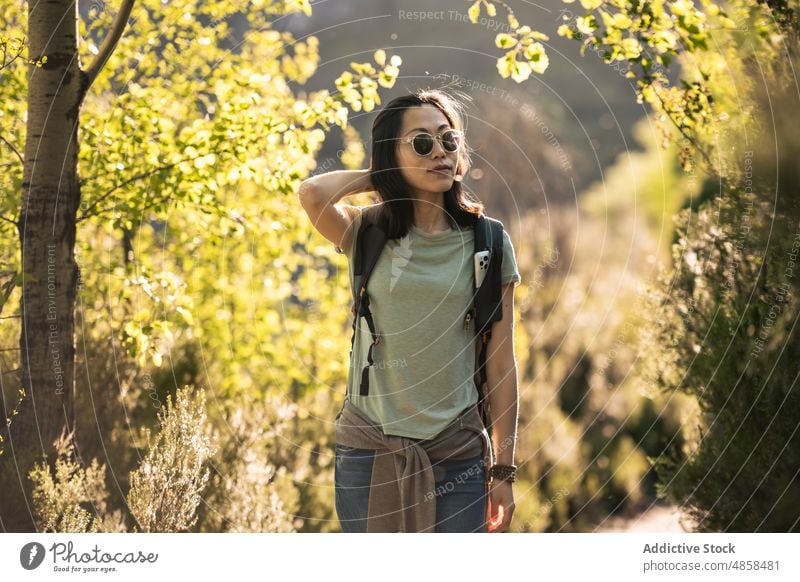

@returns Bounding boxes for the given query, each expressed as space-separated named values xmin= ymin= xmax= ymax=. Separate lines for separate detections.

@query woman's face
xmin=395 ymin=104 xmax=460 ymax=198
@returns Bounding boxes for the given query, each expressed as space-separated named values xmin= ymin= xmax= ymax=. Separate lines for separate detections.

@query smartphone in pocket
xmin=474 ymin=250 xmax=491 ymax=288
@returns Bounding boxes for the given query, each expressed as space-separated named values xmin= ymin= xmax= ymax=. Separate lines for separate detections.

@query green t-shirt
xmin=341 ymin=205 xmax=521 ymax=439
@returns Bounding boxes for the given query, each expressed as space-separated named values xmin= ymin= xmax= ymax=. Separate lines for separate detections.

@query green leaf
xmin=495 ymin=33 xmax=516 ymax=49
xmin=468 ymin=1 xmax=481 ymax=23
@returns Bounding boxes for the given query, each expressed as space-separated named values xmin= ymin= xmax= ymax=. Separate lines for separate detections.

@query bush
xmin=641 ymin=188 xmax=800 ymax=531
xmin=200 ymin=394 xmax=298 ymax=532
xmin=127 ymin=387 xmax=215 ymax=532
xmin=636 ymin=38 xmax=800 ymax=529
xmin=29 ymin=432 xmax=126 ymax=532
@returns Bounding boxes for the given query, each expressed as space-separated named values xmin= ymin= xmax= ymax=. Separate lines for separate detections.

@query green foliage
xmin=336 ymin=50 xmax=403 ymax=112
xmin=640 ymin=191 xmax=800 ymax=530
xmin=61 ymin=1 xmax=402 ymax=374
xmin=465 ymin=0 xmax=550 ymax=80
xmin=0 ymin=0 xmax=401 ymax=531
xmin=459 ymin=0 xmax=798 ymax=176
xmin=43 ymin=0 xmax=393 ymax=531
xmin=128 ymin=387 xmax=215 ymax=532
xmin=117 ymin=268 xmax=194 ymax=368
xmin=0 ymin=6 xmax=29 ymax=306
xmin=625 ymin=2 xmax=800 ymax=529
xmin=556 ymin=0 xmax=797 ymax=173
xmin=1 ymin=0 xmax=398 ymax=529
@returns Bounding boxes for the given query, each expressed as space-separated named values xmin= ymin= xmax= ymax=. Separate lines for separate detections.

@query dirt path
xmin=595 ymin=504 xmax=696 ymax=532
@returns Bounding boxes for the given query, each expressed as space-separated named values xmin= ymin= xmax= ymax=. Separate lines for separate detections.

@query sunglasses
xmin=399 ymin=129 xmax=464 ymax=157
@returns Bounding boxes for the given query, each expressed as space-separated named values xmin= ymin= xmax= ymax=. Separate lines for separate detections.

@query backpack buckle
xmin=464 ymin=307 xmax=475 ymax=329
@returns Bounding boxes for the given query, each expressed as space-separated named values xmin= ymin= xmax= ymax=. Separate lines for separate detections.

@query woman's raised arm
xmin=297 ymin=168 xmax=373 ymax=251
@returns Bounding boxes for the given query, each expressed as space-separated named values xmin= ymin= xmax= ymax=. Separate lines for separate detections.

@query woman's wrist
xmin=488 ymin=463 xmax=517 ymax=483
xmin=492 ymin=433 xmax=517 ymax=466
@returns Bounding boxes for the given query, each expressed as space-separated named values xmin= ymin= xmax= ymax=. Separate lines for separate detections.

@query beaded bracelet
xmin=489 ymin=463 xmax=517 ymax=483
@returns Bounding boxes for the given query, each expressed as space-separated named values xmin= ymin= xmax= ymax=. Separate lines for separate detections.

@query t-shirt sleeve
xmin=501 ymin=229 xmax=522 ymax=287
xmin=337 ymin=205 xmax=363 ymax=263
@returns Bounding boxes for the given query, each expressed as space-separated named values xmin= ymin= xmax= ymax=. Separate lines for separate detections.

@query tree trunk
xmin=1 ymin=0 xmax=87 ymax=532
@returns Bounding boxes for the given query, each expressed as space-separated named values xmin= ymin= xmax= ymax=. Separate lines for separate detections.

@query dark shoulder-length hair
xmin=369 ymin=88 xmax=485 ymax=239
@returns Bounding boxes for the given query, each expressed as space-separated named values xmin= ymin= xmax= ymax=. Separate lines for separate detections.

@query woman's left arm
xmin=484 ymin=281 xmax=519 ymax=532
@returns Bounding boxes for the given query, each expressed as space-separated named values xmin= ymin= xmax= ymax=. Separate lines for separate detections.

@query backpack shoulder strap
xmin=472 ymin=214 xmax=505 ymax=451
xmin=473 ymin=215 xmax=505 ymax=335
xmin=352 ymin=204 xmax=389 ymax=311
xmin=349 ymin=204 xmax=389 ymax=397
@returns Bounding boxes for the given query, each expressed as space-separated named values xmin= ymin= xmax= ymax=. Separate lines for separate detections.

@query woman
xmin=298 ymin=89 xmax=521 ymax=533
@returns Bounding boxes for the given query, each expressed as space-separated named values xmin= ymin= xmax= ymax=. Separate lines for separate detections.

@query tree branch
xmin=651 ymin=81 xmax=715 ymax=171
xmin=0 ymin=133 xmax=23 ymax=223
xmin=0 ymin=214 xmax=18 ymax=227
xmin=0 ymin=134 xmax=23 ymax=166
xmin=77 ymin=147 xmax=228 ymax=222
xmin=77 ymin=158 xmax=183 ymax=222
xmin=83 ymin=0 xmax=136 ymax=93
xmin=0 ymin=35 xmax=25 ymax=72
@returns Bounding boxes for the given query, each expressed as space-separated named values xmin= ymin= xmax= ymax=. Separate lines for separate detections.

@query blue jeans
xmin=334 ymin=444 xmax=488 ymax=532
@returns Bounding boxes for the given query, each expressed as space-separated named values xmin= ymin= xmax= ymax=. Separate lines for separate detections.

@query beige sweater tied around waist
xmin=334 ymin=398 xmax=494 ymax=533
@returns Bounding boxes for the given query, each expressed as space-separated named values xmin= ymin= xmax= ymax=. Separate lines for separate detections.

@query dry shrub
xmin=29 ymin=431 xmax=126 ymax=532
xmin=127 ymin=386 xmax=215 ymax=532
xmin=201 ymin=394 xmax=298 ymax=532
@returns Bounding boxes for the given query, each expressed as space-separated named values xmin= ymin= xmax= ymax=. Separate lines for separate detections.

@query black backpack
xmin=347 ymin=204 xmax=505 ymax=440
